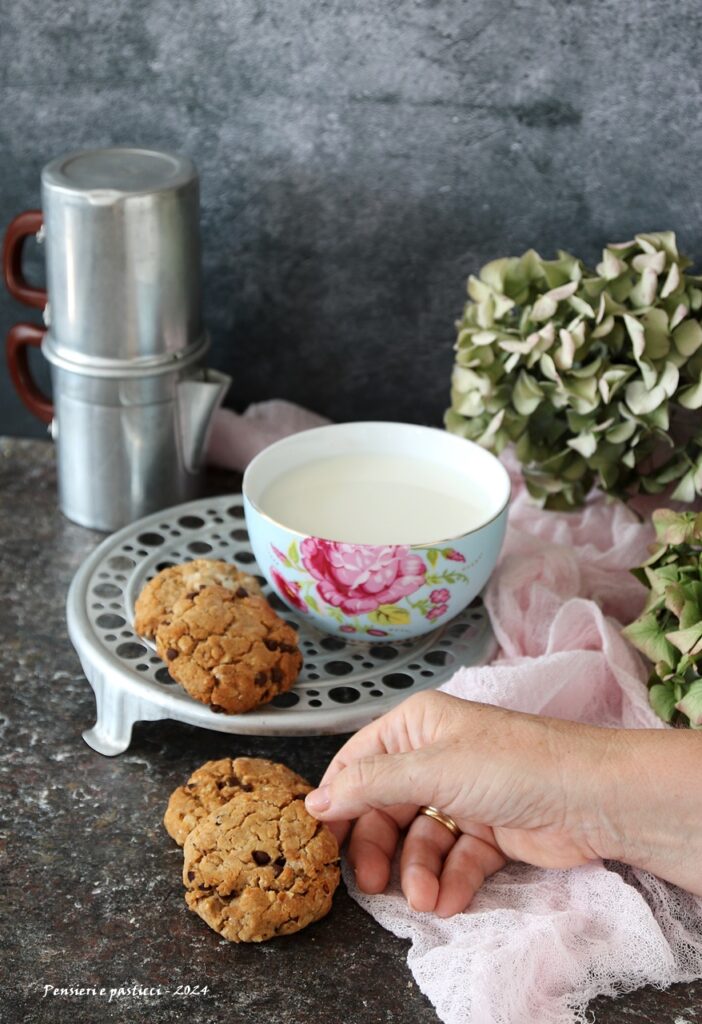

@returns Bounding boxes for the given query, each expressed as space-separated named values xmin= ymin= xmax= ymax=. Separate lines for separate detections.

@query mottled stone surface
xmin=3 ymin=1 xmax=702 ymax=439
xmin=1 ymin=437 xmax=701 ymax=1023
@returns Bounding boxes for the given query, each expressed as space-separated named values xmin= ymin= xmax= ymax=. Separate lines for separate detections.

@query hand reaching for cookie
xmin=304 ymin=691 xmax=702 ymax=916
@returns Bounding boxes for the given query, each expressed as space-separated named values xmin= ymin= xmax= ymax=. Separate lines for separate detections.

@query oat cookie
xmin=182 ymin=787 xmax=340 ymax=942
xmin=164 ymin=756 xmax=312 ymax=846
xmin=134 ymin=559 xmax=262 ymax=639
xmin=155 ymin=585 xmax=302 ymax=714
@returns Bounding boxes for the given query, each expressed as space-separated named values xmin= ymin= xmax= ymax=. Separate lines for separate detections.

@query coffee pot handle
xmin=4 ymin=211 xmax=53 ymax=423
xmin=3 ymin=210 xmax=47 ymax=309
xmin=6 ymin=323 xmax=53 ymax=423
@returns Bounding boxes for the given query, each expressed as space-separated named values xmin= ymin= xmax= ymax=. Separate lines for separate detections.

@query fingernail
xmin=305 ymin=786 xmax=331 ymax=813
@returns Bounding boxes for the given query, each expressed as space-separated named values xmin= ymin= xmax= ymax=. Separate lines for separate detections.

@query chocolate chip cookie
xmin=154 ymin=585 xmax=302 ymax=714
xmin=134 ymin=559 xmax=262 ymax=639
xmin=182 ymin=786 xmax=340 ymax=942
xmin=164 ymin=756 xmax=312 ymax=846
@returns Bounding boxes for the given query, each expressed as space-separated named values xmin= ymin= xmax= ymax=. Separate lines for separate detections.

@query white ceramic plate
xmin=67 ymin=494 xmax=496 ymax=755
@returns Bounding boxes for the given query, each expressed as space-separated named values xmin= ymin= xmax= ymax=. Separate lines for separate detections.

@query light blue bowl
xmin=243 ymin=422 xmax=511 ymax=642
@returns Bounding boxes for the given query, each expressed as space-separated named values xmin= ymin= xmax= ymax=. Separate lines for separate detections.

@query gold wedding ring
xmin=417 ymin=805 xmax=461 ymax=839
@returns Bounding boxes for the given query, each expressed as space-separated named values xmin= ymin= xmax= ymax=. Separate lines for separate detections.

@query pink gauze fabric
xmin=207 ymin=401 xmax=330 ymax=471
xmin=343 ymin=448 xmax=702 ymax=1024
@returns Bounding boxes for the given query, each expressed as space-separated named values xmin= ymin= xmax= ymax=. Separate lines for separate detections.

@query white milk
xmin=259 ymin=453 xmax=492 ymax=545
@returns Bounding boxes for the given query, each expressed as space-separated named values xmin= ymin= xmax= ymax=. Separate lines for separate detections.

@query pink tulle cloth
xmin=207 ymin=401 xmax=330 ymax=472
xmin=345 ymin=450 xmax=702 ymax=1024
xmin=207 ymin=404 xmax=702 ymax=1024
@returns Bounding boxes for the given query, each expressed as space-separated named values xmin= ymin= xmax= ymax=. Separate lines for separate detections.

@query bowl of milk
xmin=242 ymin=421 xmax=511 ymax=641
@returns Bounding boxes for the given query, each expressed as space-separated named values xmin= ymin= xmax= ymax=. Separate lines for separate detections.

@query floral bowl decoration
xmin=445 ymin=232 xmax=702 ymax=509
xmin=242 ymin=422 xmax=511 ymax=642
xmin=623 ymin=509 xmax=702 ymax=728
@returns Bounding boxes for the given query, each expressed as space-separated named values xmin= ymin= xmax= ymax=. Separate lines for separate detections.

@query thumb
xmin=305 ymin=747 xmax=451 ymax=822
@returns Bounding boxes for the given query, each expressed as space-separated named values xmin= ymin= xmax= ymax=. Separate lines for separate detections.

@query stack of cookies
xmin=134 ymin=559 xmax=303 ymax=714
xmin=164 ymin=757 xmax=340 ymax=942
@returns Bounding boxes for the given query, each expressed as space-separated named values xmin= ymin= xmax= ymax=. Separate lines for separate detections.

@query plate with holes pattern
xmin=67 ymin=494 xmax=497 ymax=755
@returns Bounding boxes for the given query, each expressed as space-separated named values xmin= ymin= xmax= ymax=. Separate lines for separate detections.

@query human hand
xmin=305 ymin=691 xmax=620 ymax=917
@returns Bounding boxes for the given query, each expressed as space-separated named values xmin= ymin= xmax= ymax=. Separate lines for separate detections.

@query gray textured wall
xmin=2 ymin=0 xmax=702 ymax=438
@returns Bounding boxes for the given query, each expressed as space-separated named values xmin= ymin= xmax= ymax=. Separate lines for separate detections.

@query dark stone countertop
xmin=2 ymin=437 xmax=701 ymax=1024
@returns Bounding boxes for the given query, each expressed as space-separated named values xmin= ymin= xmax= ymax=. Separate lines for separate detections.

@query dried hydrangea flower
xmin=623 ymin=508 xmax=702 ymax=728
xmin=446 ymin=233 xmax=702 ymax=508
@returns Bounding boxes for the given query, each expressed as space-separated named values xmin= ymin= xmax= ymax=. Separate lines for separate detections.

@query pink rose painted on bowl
xmin=426 ymin=603 xmax=448 ymax=620
xmin=269 ymin=567 xmax=307 ymax=613
xmin=430 ymin=588 xmax=450 ymax=605
xmin=444 ymin=549 xmax=466 ymax=563
xmin=300 ymin=539 xmax=426 ymax=614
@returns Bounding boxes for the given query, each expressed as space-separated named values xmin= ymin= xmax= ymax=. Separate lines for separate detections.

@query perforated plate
xmin=67 ymin=494 xmax=496 ymax=754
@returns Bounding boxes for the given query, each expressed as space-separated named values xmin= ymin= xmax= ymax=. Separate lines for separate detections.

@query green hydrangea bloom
xmin=623 ymin=508 xmax=702 ymax=728
xmin=446 ymin=233 xmax=702 ymax=508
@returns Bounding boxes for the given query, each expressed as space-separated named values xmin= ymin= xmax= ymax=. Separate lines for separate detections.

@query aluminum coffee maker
xmin=3 ymin=146 xmax=230 ymax=531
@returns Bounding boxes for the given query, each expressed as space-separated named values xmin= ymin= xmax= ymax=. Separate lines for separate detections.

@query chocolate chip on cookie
xmin=164 ymin=756 xmax=312 ymax=846
xmin=182 ymin=787 xmax=340 ymax=942
xmin=154 ymin=585 xmax=302 ymax=714
xmin=134 ymin=559 xmax=263 ymax=639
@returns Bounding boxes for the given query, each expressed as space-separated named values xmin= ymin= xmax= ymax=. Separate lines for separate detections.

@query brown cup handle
xmin=6 ymin=322 xmax=53 ymax=423
xmin=3 ymin=210 xmax=47 ymax=309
